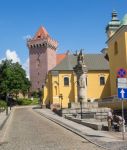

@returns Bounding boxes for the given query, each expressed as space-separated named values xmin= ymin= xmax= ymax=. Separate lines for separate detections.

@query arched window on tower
xmin=114 ymin=41 xmax=118 ymax=55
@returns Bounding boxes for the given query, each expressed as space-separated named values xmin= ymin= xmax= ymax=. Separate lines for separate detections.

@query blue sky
xmin=0 ymin=0 xmax=127 ymax=74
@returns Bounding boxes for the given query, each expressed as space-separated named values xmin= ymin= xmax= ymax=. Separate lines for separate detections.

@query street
xmin=0 ymin=107 xmax=102 ymax=150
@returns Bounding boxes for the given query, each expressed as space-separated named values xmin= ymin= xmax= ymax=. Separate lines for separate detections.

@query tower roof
xmin=106 ymin=10 xmax=121 ymax=32
xmin=34 ymin=26 xmax=49 ymax=39
xmin=121 ymin=14 xmax=127 ymax=26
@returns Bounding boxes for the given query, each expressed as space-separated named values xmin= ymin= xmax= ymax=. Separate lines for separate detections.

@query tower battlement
xmin=27 ymin=34 xmax=58 ymax=50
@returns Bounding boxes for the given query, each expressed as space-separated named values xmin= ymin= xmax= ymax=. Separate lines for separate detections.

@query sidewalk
xmin=34 ymin=108 xmax=127 ymax=150
xmin=0 ymin=108 xmax=11 ymax=130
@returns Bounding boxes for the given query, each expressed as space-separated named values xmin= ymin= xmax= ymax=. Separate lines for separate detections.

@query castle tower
xmin=27 ymin=26 xmax=58 ymax=92
xmin=106 ymin=10 xmax=121 ymax=38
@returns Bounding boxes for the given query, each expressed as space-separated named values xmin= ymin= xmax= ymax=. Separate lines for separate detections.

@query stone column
xmin=73 ymin=50 xmax=88 ymax=103
xmin=78 ymin=73 xmax=87 ymax=102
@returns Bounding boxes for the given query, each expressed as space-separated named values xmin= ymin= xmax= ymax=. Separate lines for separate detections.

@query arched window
xmin=100 ymin=77 xmax=105 ymax=85
xmin=114 ymin=41 xmax=118 ymax=55
xmin=64 ymin=77 xmax=69 ymax=86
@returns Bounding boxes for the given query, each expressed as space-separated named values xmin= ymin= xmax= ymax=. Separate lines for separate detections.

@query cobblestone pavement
xmin=0 ymin=107 xmax=103 ymax=150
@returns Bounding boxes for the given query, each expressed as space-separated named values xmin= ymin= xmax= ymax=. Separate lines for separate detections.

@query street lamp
xmin=59 ymin=93 xmax=63 ymax=116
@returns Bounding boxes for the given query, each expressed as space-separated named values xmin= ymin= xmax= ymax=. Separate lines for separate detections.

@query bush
xmin=31 ymin=91 xmax=38 ymax=98
xmin=0 ymin=100 xmax=7 ymax=108
xmin=16 ymin=98 xmax=39 ymax=105
xmin=16 ymin=99 xmax=23 ymax=105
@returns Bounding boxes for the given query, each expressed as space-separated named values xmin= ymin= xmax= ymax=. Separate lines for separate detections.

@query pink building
xmin=27 ymin=26 xmax=58 ymax=92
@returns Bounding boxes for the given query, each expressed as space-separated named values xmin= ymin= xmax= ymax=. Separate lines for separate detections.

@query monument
xmin=73 ymin=50 xmax=88 ymax=102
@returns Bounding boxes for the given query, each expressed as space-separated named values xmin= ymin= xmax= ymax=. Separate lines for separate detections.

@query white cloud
xmin=6 ymin=49 xmax=20 ymax=63
xmin=0 ymin=49 xmax=29 ymax=78
xmin=23 ymin=58 xmax=29 ymax=79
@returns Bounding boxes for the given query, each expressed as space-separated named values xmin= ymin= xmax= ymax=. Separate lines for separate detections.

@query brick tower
xmin=27 ymin=26 xmax=58 ymax=92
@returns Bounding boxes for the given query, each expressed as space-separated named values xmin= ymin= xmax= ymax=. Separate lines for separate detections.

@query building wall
xmin=87 ymin=71 xmax=110 ymax=100
xmin=107 ymin=30 xmax=127 ymax=95
xmin=29 ymin=46 xmax=48 ymax=92
xmin=43 ymin=71 xmax=77 ymax=108
xmin=28 ymin=44 xmax=57 ymax=92
xmin=47 ymin=47 xmax=56 ymax=71
xmin=43 ymin=70 xmax=110 ymax=108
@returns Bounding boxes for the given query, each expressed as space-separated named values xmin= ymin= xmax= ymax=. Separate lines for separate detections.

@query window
xmin=64 ymin=77 xmax=69 ymax=86
xmin=114 ymin=41 xmax=118 ymax=55
xmin=100 ymin=77 xmax=105 ymax=85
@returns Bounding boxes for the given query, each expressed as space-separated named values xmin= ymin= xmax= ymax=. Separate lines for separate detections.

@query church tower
xmin=106 ymin=10 xmax=121 ymax=38
xmin=27 ymin=26 xmax=58 ymax=92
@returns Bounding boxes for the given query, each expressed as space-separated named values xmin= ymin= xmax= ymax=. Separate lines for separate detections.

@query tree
xmin=0 ymin=59 xmax=31 ymax=99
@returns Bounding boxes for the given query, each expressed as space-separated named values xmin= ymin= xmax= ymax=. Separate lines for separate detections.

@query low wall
xmin=70 ymin=102 xmax=98 ymax=109
xmin=98 ymin=100 xmax=127 ymax=110
xmin=65 ymin=116 xmax=105 ymax=130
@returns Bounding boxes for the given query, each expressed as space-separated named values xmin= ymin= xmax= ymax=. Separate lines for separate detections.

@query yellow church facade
xmin=43 ymin=54 xmax=111 ymax=108
xmin=42 ymin=11 xmax=127 ymax=108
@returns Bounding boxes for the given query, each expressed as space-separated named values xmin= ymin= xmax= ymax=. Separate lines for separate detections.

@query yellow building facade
xmin=106 ymin=11 xmax=127 ymax=95
xmin=43 ymin=55 xmax=111 ymax=108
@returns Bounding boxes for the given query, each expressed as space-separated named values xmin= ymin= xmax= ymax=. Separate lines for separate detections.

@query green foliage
xmin=16 ymin=98 xmax=39 ymax=105
xmin=31 ymin=91 xmax=38 ymax=98
xmin=0 ymin=100 xmax=7 ymax=108
xmin=0 ymin=59 xmax=31 ymax=98
xmin=31 ymin=98 xmax=39 ymax=105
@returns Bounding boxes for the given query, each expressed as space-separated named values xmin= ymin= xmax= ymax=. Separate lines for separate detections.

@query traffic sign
xmin=118 ymin=78 xmax=127 ymax=88
xmin=118 ymin=88 xmax=127 ymax=99
xmin=117 ymin=68 xmax=126 ymax=78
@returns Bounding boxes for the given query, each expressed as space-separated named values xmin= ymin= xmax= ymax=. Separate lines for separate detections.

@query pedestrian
xmin=113 ymin=114 xmax=125 ymax=132
xmin=107 ymin=109 xmax=113 ymax=131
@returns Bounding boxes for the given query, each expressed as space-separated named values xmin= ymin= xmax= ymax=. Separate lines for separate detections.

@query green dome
xmin=121 ymin=14 xmax=127 ymax=25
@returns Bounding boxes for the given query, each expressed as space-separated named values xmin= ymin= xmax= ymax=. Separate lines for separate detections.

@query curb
xmin=0 ymin=112 xmax=11 ymax=130
xmin=34 ymin=109 xmax=111 ymax=150
xmin=0 ymin=108 xmax=15 ymax=143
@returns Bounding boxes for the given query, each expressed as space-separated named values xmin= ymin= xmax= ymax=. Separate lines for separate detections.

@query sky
xmin=0 ymin=0 xmax=127 ymax=76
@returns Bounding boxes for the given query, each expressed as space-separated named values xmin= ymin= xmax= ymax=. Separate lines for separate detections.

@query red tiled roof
xmin=34 ymin=26 xmax=49 ymax=39
xmin=56 ymin=54 xmax=67 ymax=64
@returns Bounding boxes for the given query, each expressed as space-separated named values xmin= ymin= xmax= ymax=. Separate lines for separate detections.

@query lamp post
xmin=59 ymin=93 xmax=63 ymax=116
